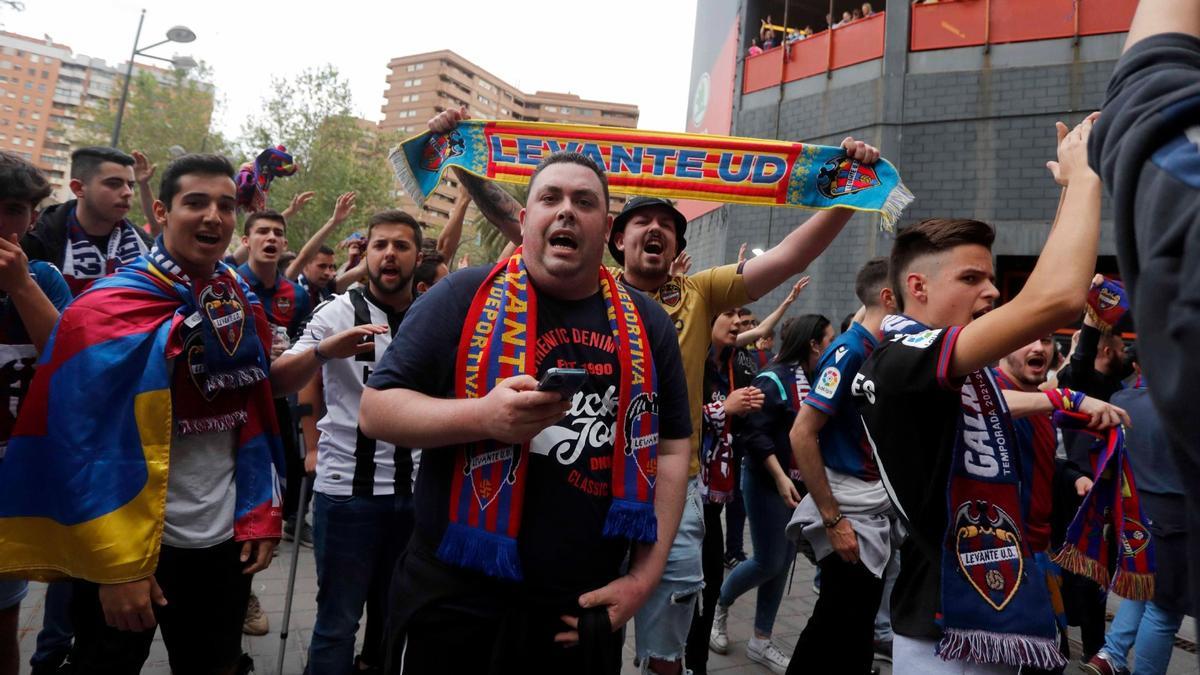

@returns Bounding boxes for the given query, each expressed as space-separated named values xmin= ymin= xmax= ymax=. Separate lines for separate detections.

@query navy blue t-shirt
xmin=367 ymin=265 xmax=691 ymax=612
xmin=802 ymin=321 xmax=879 ymax=481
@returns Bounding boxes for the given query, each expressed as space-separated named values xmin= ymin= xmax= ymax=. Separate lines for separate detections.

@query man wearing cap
xmin=429 ymin=107 xmax=879 ymax=674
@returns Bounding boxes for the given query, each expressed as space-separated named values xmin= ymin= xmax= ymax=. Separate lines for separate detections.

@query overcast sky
xmin=2 ymin=0 xmax=698 ymax=140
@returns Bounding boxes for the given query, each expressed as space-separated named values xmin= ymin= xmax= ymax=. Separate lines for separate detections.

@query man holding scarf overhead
xmin=852 ymin=118 xmax=1117 ymax=672
xmin=360 ymin=151 xmax=691 ymax=673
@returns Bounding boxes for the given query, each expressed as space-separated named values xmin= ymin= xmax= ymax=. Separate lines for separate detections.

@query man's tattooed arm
xmin=454 ymin=168 xmax=522 ymax=245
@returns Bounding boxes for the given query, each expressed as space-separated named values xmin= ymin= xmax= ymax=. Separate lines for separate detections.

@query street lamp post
xmin=110 ymin=10 xmax=197 ymax=147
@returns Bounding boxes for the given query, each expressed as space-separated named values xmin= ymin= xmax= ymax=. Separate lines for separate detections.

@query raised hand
xmin=785 ymin=276 xmax=811 ymax=303
xmin=840 ymin=136 xmax=880 ymax=164
xmin=669 ymin=251 xmax=692 ymax=277
xmin=331 ymin=191 xmax=357 ymax=224
xmin=132 ymin=150 xmax=157 ymax=184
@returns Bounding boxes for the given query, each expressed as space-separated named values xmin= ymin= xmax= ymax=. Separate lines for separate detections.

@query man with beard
xmin=360 ymin=152 xmax=692 ymax=672
xmin=23 ymin=147 xmax=151 ymax=295
xmin=430 ymin=106 xmax=880 ymax=674
xmin=271 ymin=210 xmax=424 ymax=675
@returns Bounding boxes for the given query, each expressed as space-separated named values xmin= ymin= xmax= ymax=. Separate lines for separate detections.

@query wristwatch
xmin=823 ymin=513 xmax=844 ymax=529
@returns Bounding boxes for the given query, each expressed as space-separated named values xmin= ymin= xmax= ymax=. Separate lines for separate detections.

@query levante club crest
xmin=200 ymin=280 xmax=246 ymax=357
xmin=624 ymin=392 xmax=660 ymax=485
xmin=817 ymin=155 xmax=881 ymax=198
xmin=421 ymin=130 xmax=466 ymax=172
xmin=464 ymin=445 xmax=521 ymax=510
xmin=954 ymin=500 xmax=1024 ymax=611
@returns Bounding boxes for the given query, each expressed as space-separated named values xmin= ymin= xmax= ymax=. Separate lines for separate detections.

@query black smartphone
xmin=537 ymin=367 xmax=588 ymax=401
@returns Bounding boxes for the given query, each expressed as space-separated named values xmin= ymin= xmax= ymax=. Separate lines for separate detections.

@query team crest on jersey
xmin=464 ymin=445 xmax=521 ymax=510
xmin=834 ymin=346 xmax=848 ymax=363
xmin=814 ymin=366 xmax=841 ymax=398
xmin=901 ymin=329 xmax=942 ymax=349
xmin=420 ymin=129 xmax=466 ymax=172
xmin=274 ymin=295 xmax=292 ymax=317
xmin=624 ymin=392 xmax=659 ymax=485
xmin=659 ymin=281 xmax=682 ymax=307
xmin=817 ymin=155 xmax=881 ymax=198
xmin=954 ymin=500 xmax=1024 ymax=611
xmin=1122 ymin=517 xmax=1151 ymax=556
xmin=199 ymin=280 xmax=246 ymax=356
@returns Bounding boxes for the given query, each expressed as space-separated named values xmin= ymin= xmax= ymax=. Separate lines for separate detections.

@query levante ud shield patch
xmin=954 ymin=500 xmax=1024 ymax=611
xmin=200 ymin=280 xmax=246 ymax=357
xmin=817 ymin=155 xmax=881 ymax=198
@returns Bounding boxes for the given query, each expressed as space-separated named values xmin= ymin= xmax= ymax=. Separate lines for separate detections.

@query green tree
xmin=77 ymin=64 xmax=231 ymax=226
xmin=240 ymin=65 xmax=399 ymax=250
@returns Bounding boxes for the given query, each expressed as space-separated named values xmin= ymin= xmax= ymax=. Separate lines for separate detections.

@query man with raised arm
xmin=430 ymin=107 xmax=880 ymax=674
xmin=853 ymin=119 xmax=1121 ymax=672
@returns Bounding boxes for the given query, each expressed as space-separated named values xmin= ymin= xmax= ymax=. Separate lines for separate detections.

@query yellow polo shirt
xmin=614 ymin=264 xmax=750 ymax=475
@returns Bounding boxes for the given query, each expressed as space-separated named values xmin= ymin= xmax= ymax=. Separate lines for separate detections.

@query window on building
xmin=40 ymin=70 xmax=48 ymax=79
xmin=37 ymin=84 xmax=45 ymax=93
xmin=29 ymin=55 xmax=38 ymax=64
xmin=500 ymin=107 xmax=510 ymax=115
xmin=544 ymin=105 xmax=557 ymax=113
xmin=21 ymin=95 xmax=28 ymax=103
xmin=23 ymin=81 xmax=30 ymax=90
xmin=478 ymin=94 xmax=491 ymax=106
xmin=406 ymin=63 xmax=424 ymax=72
xmin=25 ymin=138 xmax=33 ymax=147
xmin=31 ymin=112 xmax=40 ymax=120
xmin=34 ymin=98 xmax=41 ymax=106
xmin=11 ymin=137 xmax=20 ymax=145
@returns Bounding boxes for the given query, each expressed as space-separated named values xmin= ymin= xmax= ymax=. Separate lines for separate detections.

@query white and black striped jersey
xmin=284 ymin=287 xmax=416 ymax=496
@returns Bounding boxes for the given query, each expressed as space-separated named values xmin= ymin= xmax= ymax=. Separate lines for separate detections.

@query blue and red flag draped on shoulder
xmin=0 ymin=250 xmax=285 ymax=584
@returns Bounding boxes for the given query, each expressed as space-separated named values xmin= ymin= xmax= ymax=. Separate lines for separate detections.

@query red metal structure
xmin=744 ymin=0 xmax=1138 ymax=93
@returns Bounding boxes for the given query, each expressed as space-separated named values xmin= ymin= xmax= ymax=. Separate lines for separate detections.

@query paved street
xmin=14 ymin=539 xmax=1197 ymax=674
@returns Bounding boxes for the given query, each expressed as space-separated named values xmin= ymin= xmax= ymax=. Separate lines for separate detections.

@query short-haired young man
xmin=360 ymin=151 xmax=692 ymax=672
xmin=0 ymin=152 xmax=72 ymax=675
xmin=853 ymin=120 xmax=1112 ymax=671
xmin=0 ymin=153 xmax=284 ymax=674
xmin=22 ymin=146 xmax=151 ymax=295
xmin=433 ymin=105 xmax=881 ymax=674
xmin=787 ymin=257 xmax=893 ymax=673
xmin=413 ymin=250 xmax=449 ymax=295
xmin=270 ymin=209 xmax=425 ymax=675
xmin=237 ymin=210 xmax=312 ymax=342
xmin=297 ymin=244 xmax=338 ymax=304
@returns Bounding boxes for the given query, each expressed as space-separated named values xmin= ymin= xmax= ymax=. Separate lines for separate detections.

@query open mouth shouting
xmin=195 ymin=231 xmax=222 ymax=247
xmin=1025 ymin=352 xmax=1047 ymax=374
xmin=547 ymin=228 xmax=579 ymax=254
xmin=642 ymin=235 xmax=666 ymax=258
xmin=261 ymin=244 xmax=279 ymax=258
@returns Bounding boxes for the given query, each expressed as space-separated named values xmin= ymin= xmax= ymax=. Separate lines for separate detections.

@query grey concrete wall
xmin=690 ymin=32 xmax=1123 ymax=327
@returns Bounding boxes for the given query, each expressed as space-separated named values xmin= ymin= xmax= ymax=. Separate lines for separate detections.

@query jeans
xmin=1100 ymin=598 xmax=1184 ymax=675
xmin=309 ymin=491 xmax=414 ymax=675
xmin=789 ymin=554 xmax=884 ymax=674
xmin=718 ymin=463 xmax=796 ymax=637
xmin=31 ymin=581 xmax=73 ymax=666
xmin=633 ymin=478 xmax=705 ymax=663
xmin=874 ymin=546 xmax=900 ymax=642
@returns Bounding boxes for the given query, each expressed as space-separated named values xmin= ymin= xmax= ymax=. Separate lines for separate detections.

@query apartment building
xmin=380 ymin=49 xmax=639 ymax=231
xmin=0 ymin=31 xmax=212 ymax=201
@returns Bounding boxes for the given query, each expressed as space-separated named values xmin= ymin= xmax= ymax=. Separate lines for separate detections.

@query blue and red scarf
xmin=438 ymin=249 xmax=659 ymax=581
xmin=887 ymin=317 xmax=1063 ymax=668
xmin=0 ymin=240 xmax=284 ymax=583
xmin=1085 ymin=277 xmax=1128 ymax=331
xmin=1052 ymin=411 xmax=1155 ymax=600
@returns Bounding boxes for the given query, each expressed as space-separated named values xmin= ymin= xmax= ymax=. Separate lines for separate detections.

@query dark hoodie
xmin=1089 ymin=31 xmax=1200 ymax=647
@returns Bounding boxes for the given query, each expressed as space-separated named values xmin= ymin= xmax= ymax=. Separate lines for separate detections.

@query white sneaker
xmin=747 ymin=637 xmax=790 ymax=675
xmin=709 ymin=604 xmax=729 ymax=654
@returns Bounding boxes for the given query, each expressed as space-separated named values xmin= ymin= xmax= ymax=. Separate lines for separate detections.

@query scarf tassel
xmin=204 ymin=366 xmax=267 ymax=395
xmin=879 ymin=181 xmax=915 ymax=232
xmin=436 ymin=523 xmax=523 ymax=582
xmin=938 ymin=629 xmax=1067 ymax=670
xmin=1112 ymin=568 xmax=1155 ymax=601
xmin=1052 ymin=543 xmax=1110 ymax=589
xmin=602 ymin=498 xmax=657 ymax=543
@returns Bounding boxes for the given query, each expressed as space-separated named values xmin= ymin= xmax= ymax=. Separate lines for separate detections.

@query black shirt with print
xmin=367 ymin=265 xmax=691 ymax=619
xmin=853 ymin=325 xmax=964 ymax=640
